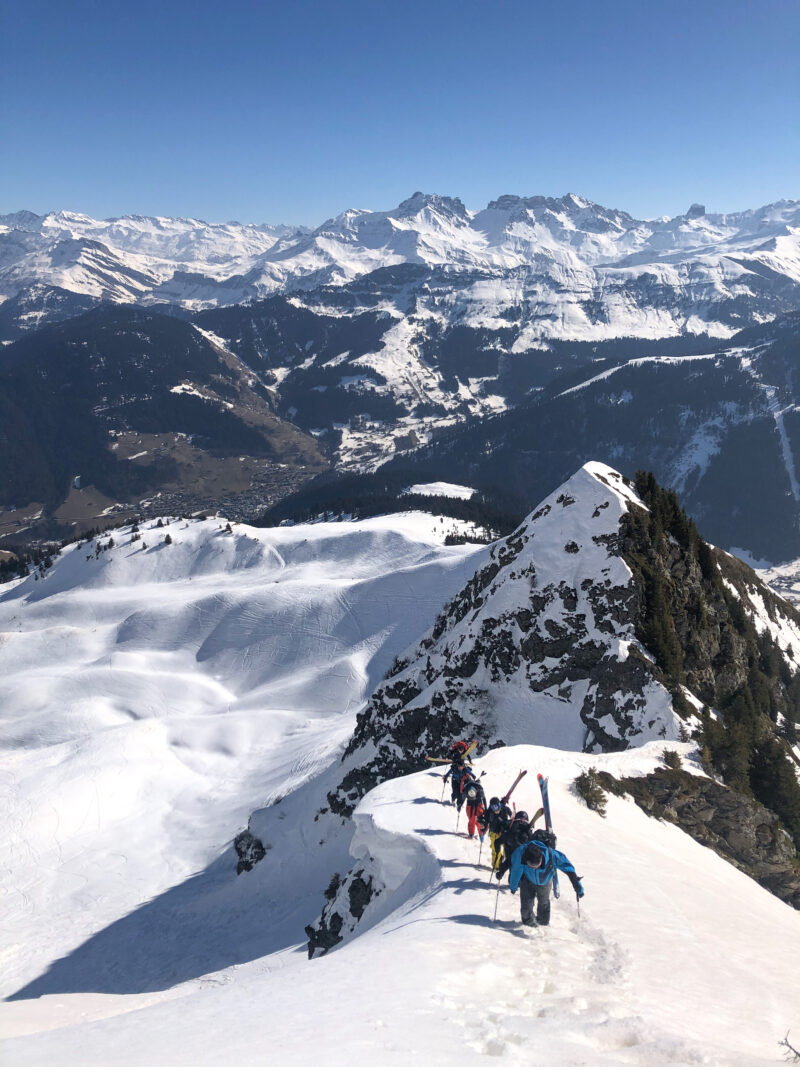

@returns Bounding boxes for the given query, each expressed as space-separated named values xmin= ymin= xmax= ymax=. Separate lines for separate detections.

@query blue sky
xmin=2 ymin=0 xmax=798 ymax=224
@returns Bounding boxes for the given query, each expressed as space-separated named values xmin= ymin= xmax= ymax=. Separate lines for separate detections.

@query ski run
xmin=1 ymin=493 xmax=799 ymax=1064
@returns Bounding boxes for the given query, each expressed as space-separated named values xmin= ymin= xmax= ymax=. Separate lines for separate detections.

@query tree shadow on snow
xmin=7 ymin=848 xmax=308 ymax=1000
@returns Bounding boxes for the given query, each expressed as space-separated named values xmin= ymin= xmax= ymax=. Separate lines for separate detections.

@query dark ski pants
xmin=520 ymin=877 xmax=551 ymax=925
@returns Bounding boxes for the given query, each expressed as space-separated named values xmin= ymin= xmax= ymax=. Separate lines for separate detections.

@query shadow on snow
xmin=7 ymin=848 xmax=312 ymax=1000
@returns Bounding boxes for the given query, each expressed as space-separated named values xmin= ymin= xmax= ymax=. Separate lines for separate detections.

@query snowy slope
xmin=329 ymin=463 xmax=685 ymax=817
xmin=2 ymin=195 xmax=799 ymax=330
xmin=0 ymin=513 xmax=487 ymax=1003
xmin=3 ymin=473 xmax=800 ymax=1065
xmin=2 ymin=744 xmax=798 ymax=1065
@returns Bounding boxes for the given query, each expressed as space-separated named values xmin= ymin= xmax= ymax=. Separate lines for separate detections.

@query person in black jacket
xmin=495 ymin=811 xmax=534 ymax=879
xmin=444 ymin=758 xmax=471 ymax=805
xmin=458 ymin=774 xmax=487 ymax=838
xmin=478 ymin=797 xmax=512 ymax=869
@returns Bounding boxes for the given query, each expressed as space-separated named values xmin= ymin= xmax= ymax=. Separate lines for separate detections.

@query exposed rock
xmin=233 ymin=829 xmax=267 ymax=875
xmin=305 ymin=867 xmax=382 ymax=958
xmin=327 ymin=463 xmax=680 ymax=817
xmin=598 ymin=768 xmax=800 ymax=908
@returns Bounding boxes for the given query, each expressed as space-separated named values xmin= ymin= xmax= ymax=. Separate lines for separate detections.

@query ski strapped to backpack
xmin=502 ymin=769 xmax=527 ymax=804
xmin=425 ymin=739 xmax=477 ymax=764
xmin=537 ymin=773 xmax=559 ymax=899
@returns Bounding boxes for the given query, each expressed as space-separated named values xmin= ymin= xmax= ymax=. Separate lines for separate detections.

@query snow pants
xmin=489 ymin=831 xmax=503 ymax=869
xmin=466 ymin=803 xmax=484 ymax=837
xmin=520 ymin=877 xmax=551 ymax=925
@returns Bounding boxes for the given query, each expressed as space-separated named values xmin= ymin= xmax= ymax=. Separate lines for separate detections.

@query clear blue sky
xmin=2 ymin=0 xmax=798 ymax=225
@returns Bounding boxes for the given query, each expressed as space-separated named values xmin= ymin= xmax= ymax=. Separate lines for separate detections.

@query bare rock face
xmin=234 ymin=829 xmax=267 ymax=875
xmin=599 ymin=768 xmax=800 ymax=907
xmin=327 ymin=464 xmax=680 ymax=817
xmin=304 ymin=868 xmax=382 ymax=959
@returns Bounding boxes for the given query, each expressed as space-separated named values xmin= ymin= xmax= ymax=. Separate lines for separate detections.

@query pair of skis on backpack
xmin=426 ymin=743 xmax=560 ymax=898
xmin=490 ymin=771 xmax=558 ymax=897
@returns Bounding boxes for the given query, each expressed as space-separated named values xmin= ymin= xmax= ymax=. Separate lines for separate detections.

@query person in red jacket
xmin=458 ymin=772 xmax=486 ymax=838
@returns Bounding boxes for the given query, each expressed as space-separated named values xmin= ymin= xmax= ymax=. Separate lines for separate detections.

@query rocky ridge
xmin=295 ymin=463 xmax=800 ymax=951
xmin=327 ymin=463 xmax=682 ymax=818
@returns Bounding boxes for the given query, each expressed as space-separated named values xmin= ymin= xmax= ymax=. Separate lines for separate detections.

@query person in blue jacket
xmin=508 ymin=840 xmax=584 ymax=926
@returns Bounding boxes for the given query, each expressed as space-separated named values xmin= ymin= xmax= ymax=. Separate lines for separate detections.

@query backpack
xmin=532 ymin=827 xmax=557 ymax=849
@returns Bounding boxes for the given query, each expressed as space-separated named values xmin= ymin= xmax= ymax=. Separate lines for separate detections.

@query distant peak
xmin=686 ymin=203 xmax=706 ymax=219
xmin=0 ymin=209 xmax=44 ymax=231
xmin=392 ymin=192 xmax=469 ymax=221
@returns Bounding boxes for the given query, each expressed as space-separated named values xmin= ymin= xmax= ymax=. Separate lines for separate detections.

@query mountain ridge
xmin=3 ymin=193 xmax=799 ymax=331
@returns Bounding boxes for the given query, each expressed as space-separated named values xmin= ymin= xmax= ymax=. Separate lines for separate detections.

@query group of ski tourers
xmin=432 ymin=740 xmax=585 ymax=928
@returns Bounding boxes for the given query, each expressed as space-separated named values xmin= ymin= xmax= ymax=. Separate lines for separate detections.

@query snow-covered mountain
xmin=3 ymin=193 xmax=799 ymax=335
xmin=4 ymin=194 xmax=800 ymax=565
xmin=327 ymin=463 xmax=800 ymax=819
xmin=2 ymin=466 xmax=799 ymax=1064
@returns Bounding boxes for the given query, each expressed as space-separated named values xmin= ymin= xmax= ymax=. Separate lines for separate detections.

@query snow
xmin=169 ymin=383 xmax=208 ymax=399
xmin=401 ymin=481 xmax=476 ymax=500
xmin=3 ymin=195 xmax=799 ymax=333
xmin=1 ymin=490 xmax=798 ymax=1065
xmin=2 ymin=743 xmax=798 ymax=1065
xmin=0 ymin=515 xmax=486 ymax=1012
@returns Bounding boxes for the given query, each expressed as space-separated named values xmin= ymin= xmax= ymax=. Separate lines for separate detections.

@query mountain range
xmin=3 ymin=195 xmax=800 ymax=334
xmin=2 ymin=192 xmax=800 ymax=562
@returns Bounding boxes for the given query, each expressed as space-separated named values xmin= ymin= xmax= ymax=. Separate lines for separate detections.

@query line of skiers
xmin=441 ymin=740 xmax=584 ymax=928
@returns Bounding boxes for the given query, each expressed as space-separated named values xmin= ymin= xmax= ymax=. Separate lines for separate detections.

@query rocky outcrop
xmin=598 ymin=767 xmax=800 ymax=907
xmin=304 ymin=867 xmax=382 ymax=959
xmin=233 ymin=829 xmax=267 ymax=875
xmin=327 ymin=464 xmax=680 ymax=817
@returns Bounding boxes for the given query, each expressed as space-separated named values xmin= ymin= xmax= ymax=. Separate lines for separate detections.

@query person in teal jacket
xmin=508 ymin=840 xmax=584 ymax=926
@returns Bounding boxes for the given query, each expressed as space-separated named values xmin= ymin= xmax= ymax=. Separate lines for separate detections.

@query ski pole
xmin=456 ymin=807 xmax=461 ymax=832
xmin=478 ymin=836 xmax=484 ymax=864
xmin=493 ymin=882 xmax=501 ymax=922
xmin=440 ymin=776 xmax=447 ymax=803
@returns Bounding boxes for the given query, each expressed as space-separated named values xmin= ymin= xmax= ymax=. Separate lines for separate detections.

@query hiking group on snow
xmin=430 ymin=740 xmax=584 ymax=929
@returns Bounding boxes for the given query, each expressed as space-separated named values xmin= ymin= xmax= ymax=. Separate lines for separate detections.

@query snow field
xmin=0 ymin=513 xmax=486 ymax=1003
xmin=3 ymin=742 xmax=798 ymax=1065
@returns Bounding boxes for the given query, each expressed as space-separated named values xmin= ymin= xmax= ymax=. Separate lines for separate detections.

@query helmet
xmin=489 ymin=797 xmax=500 ymax=807
xmin=523 ymin=845 xmax=544 ymax=868
xmin=515 ymin=811 xmax=529 ymax=823
xmin=467 ymin=786 xmax=477 ymax=800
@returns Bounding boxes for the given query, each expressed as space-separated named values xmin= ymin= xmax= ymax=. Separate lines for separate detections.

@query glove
xmin=575 ymin=879 xmax=584 ymax=900
xmin=495 ymin=870 xmax=503 ymax=881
